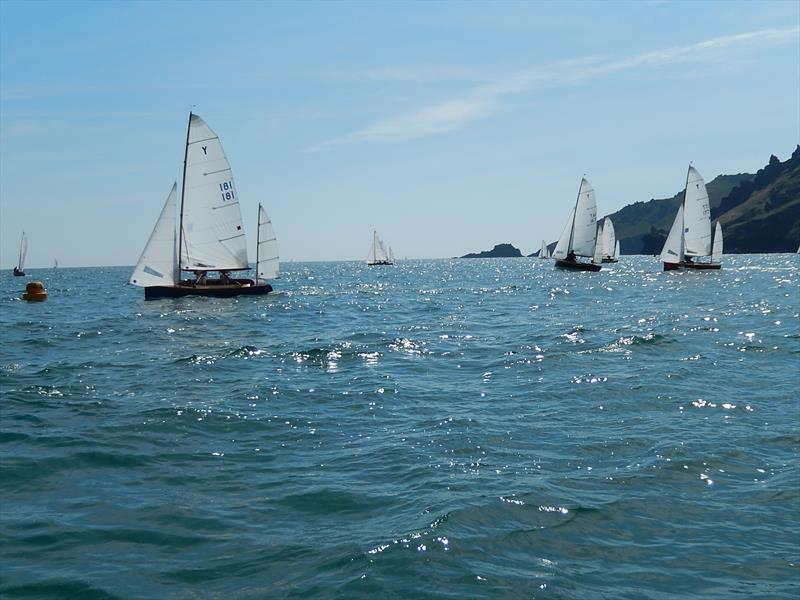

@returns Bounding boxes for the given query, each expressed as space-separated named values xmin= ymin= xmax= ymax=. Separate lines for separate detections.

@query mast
xmin=177 ymin=112 xmax=192 ymax=275
xmin=255 ymin=203 xmax=261 ymax=280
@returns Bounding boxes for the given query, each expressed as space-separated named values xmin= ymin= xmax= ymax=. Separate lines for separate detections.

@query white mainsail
xmin=389 ymin=246 xmax=395 ymax=263
xmin=660 ymin=203 xmax=685 ymax=265
xmin=17 ymin=232 xmax=27 ymax=271
xmin=367 ymin=230 xmax=390 ymax=264
xmin=180 ymin=114 xmax=249 ymax=272
xmin=540 ymin=239 xmax=550 ymax=259
xmin=553 ymin=178 xmax=597 ymax=260
xmin=256 ymin=204 xmax=280 ymax=280
xmin=711 ymin=221 xmax=723 ymax=264
xmin=130 ymin=183 xmax=178 ymax=287
xmin=601 ymin=218 xmax=617 ymax=260
xmin=682 ymin=166 xmax=712 ymax=257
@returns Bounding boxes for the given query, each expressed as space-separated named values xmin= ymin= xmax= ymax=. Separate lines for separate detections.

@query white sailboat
xmin=599 ymin=217 xmax=619 ymax=263
xmin=367 ymin=230 xmax=393 ymax=265
xmin=130 ymin=113 xmax=277 ymax=299
xmin=660 ymin=165 xmax=722 ymax=271
xmin=539 ymin=239 xmax=550 ymax=259
xmin=553 ymin=177 xmax=601 ymax=271
xmin=13 ymin=232 xmax=27 ymax=276
xmin=256 ymin=204 xmax=280 ymax=281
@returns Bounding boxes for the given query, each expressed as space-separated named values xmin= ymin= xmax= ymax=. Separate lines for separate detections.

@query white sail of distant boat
xmin=256 ymin=204 xmax=280 ymax=281
xmin=13 ymin=232 xmax=27 ymax=276
xmin=129 ymin=183 xmax=179 ymax=287
xmin=389 ymin=246 xmax=395 ymax=263
xmin=539 ymin=239 xmax=550 ymax=259
xmin=601 ymin=218 xmax=618 ymax=262
xmin=661 ymin=165 xmax=721 ymax=271
xmin=553 ymin=177 xmax=600 ymax=271
xmin=367 ymin=230 xmax=393 ymax=265
xmin=130 ymin=113 xmax=275 ymax=299
xmin=711 ymin=221 xmax=723 ymax=264
xmin=593 ymin=221 xmax=604 ymax=264
xmin=53 ymin=258 xmax=58 ymax=269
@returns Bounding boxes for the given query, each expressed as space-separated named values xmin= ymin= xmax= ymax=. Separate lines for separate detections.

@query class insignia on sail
xmin=660 ymin=165 xmax=722 ymax=271
xmin=553 ymin=177 xmax=602 ymax=272
xmin=129 ymin=113 xmax=280 ymax=299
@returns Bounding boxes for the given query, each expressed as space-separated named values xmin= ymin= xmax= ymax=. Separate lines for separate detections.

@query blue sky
xmin=1 ymin=0 xmax=798 ymax=268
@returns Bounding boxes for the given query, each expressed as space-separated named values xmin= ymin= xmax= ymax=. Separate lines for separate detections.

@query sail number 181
xmin=219 ymin=181 xmax=235 ymax=202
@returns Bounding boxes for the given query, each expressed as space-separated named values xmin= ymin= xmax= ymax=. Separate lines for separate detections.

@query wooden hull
xmin=663 ymin=261 xmax=721 ymax=272
xmin=144 ymin=279 xmax=273 ymax=300
xmin=13 ymin=267 xmax=25 ymax=276
xmin=554 ymin=259 xmax=601 ymax=272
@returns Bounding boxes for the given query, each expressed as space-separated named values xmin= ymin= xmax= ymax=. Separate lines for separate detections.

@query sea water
xmin=1 ymin=256 xmax=798 ymax=599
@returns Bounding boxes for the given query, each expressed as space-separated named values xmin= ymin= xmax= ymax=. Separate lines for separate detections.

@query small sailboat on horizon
xmin=596 ymin=217 xmax=619 ymax=263
xmin=13 ymin=232 xmax=27 ymax=276
xmin=539 ymin=239 xmax=550 ymax=259
xmin=660 ymin=165 xmax=722 ymax=271
xmin=553 ymin=177 xmax=601 ymax=272
xmin=367 ymin=230 xmax=393 ymax=266
xmin=130 ymin=113 xmax=278 ymax=299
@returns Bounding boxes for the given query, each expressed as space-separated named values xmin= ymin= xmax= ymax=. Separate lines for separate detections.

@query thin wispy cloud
xmin=316 ymin=26 xmax=798 ymax=148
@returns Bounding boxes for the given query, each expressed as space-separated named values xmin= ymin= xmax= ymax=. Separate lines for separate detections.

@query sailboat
xmin=53 ymin=258 xmax=59 ymax=269
xmin=553 ymin=178 xmax=601 ymax=272
xmin=660 ymin=165 xmax=722 ymax=271
xmin=598 ymin=217 xmax=619 ymax=263
xmin=539 ymin=240 xmax=550 ymax=259
xmin=367 ymin=230 xmax=393 ymax=265
xmin=130 ymin=113 xmax=277 ymax=299
xmin=13 ymin=232 xmax=27 ymax=276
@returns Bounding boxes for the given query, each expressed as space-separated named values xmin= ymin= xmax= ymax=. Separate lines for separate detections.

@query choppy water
xmin=1 ymin=256 xmax=798 ymax=599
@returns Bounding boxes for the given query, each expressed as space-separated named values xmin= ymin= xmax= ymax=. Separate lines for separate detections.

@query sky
xmin=1 ymin=0 xmax=798 ymax=268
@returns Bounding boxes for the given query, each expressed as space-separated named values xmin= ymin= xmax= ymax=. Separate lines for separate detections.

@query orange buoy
xmin=22 ymin=281 xmax=47 ymax=301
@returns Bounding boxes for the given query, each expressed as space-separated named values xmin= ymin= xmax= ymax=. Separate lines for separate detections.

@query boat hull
xmin=144 ymin=279 xmax=273 ymax=300
xmin=367 ymin=261 xmax=393 ymax=266
xmin=663 ymin=261 xmax=721 ymax=272
xmin=13 ymin=267 xmax=25 ymax=276
xmin=601 ymin=258 xmax=618 ymax=263
xmin=554 ymin=259 xmax=601 ymax=272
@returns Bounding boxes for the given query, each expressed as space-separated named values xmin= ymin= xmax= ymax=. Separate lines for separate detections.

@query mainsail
xmin=711 ymin=221 xmax=723 ymax=264
xmin=601 ymin=218 xmax=616 ymax=259
xmin=180 ymin=114 xmax=249 ymax=271
xmin=130 ymin=183 xmax=178 ymax=287
xmin=683 ymin=166 xmax=712 ymax=257
xmin=553 ymin=178 xmax=597 ymax=260
xmin=17 ymin=232 xmax=27 ymax=271
xmin=256 ymin=204 xmax=280 ymax=280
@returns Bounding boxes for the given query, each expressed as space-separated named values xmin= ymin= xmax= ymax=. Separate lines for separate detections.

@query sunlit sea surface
xmin=1 ymin=256 xmax=798 ymax=599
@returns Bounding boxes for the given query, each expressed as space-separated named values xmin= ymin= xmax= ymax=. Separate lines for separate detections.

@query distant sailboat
xmin=53 ymin=258 xmax=59 ymax=269
xmin=599 ymin=217 xmax=619 ymax=263
xmin=13 ymin=232 xmax=27 ymax=276
xmin=539 ymin=239 xmax=550 ymax=259
xmin=367 ymin=230 xmax=393 ymax=265
xmin=661 ymin=165 xmax=722 ymax=271
xmin=130 ymin=113 xmax=276 ymax=299
xmin=256 ymin=204 xmax=280 ymax=281
xmin=553 ymin=178 xmax=601 ymax=272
